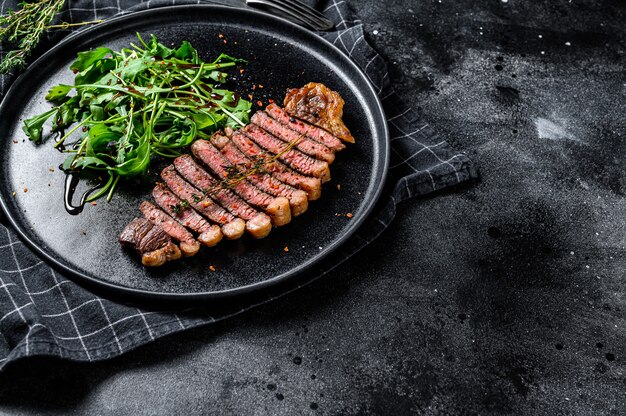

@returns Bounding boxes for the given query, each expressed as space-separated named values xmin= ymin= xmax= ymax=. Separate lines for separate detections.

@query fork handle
xmin=246 ymin=0 xmax=335 ymax=31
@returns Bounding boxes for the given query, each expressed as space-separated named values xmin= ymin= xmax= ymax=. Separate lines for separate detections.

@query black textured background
xmin=1 ymin=0 xmax=625 ymax=414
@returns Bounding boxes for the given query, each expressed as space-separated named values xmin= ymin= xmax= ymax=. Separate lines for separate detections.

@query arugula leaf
xmin=86 ymin=124 xmax=121 ymax=156
xmin=174 ymin=41 xmax=198 ymax=62
xmin=117 ymin=56 xmax=152 ymax=82
xmin=74 ymin=56 xmax=116 ymax=86
xmin=146 ymin=34 xmax=174 ymax=58
xmin=154 ymin=117 xmax=197 ymax=148
xmin=212 ymin=53 xmax=247 ymax=64
xmin=89 ymin=103 xmax=105 ymax=121
xmin=111 ymin=134 xmax=150 ymax=177
xmin=207 ymin=70 xmax=228 ymax=82
xmin=62 ymin=154 xmax=76 ymax=171
xmin=72 ymin=156 xmax=108 ymax=170
xmin=52 ymin=96 xmax=81 ymax=129
xmin=70 ymin=47 xmax=113 ymax=72
xmin=191 ymin=111 xmax=223 ymax=130
xmin=45 ymin=84 xmax=73 ymax=101
xmin=22 ymin=108 xmax=57 ymax=142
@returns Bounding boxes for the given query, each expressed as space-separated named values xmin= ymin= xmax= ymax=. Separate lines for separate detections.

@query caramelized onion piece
xmin=283 ymin=82 xmax=355 ymax=143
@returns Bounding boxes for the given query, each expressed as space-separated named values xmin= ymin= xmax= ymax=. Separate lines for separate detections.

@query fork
xmin=246 ymin=0 xmax=335 ymax=31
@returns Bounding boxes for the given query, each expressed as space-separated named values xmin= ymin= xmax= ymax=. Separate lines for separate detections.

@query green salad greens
xmin=23 ymin=33 xmax=251 ymax=202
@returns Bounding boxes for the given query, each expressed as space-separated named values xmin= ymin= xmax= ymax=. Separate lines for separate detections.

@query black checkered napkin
xmin=0 ymin=0 xmax=478 ymax=369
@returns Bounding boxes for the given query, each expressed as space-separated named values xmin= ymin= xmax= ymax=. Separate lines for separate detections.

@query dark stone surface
xmin=1 ymin=0 xmax=625 ymax=414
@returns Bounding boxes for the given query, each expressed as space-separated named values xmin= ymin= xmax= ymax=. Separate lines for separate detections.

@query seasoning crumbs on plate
xmin=335 ymin=212 xmax=353 ymax=218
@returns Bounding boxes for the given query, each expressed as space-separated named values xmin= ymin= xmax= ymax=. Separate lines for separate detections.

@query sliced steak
xmin=228 ymin=130 xmax=322 ymax=200
xmin=137 ymin=223 xmax=171 ymax=254
xmin=119 ymin=217 xmax=152 ymax=246
xmin=119 ymin=218 xmax=182 ymax=267
xmin=140 ymin=201 xmax=200 ymax=257
xmin=242 ymin=124 xmax=331 ymax=183
xmin=191 ymin=140 xmax=292 ymax=226
xmin=174 ymin=154 xmax=272 ymax=239
xmin=283 ymin=82 xmax=355 ymax=143
xmin=161 ymin=165 xmax=245 ymax=240
xmin=152 ymin=183 xmax=222 ymax=247
xmin=140 ymin=242 xmax=181 ymax=267
xmin=251 ymin=111 xmax=335 ymax=164
xmin=265 ymin=103 xmax=345 ymax=152
xmin=211 ymin=133 xmax=309 ymax=216
xmin=263 ymin=162 xmax=321 ymax=201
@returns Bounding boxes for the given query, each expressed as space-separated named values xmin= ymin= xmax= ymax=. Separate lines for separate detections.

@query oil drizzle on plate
xmin=63 ymin=172 xmax=101 ymax=215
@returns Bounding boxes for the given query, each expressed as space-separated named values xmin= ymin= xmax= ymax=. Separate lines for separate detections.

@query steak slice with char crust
xmin=140 ymin=201 xmax=200 ymax=257
xmin=119 ymin=217 xmax=152 ymax=246
xmin=251 ymin=111 xmax=335 ymax=164
xmin=283 ymin=82 xmax=355 ymax=143
xmin=191 ymin=140 xmax=292 ymax=227
xmin=119 ymin=218 xmax=182 ymax=267
xmin=228 ymin=130 xmax=322 ymax=200
xmin=161 ymin=165 xmax=246 ymax=240
xmin=140 ymin=242 xmax=181 ymax=267
xmin=174 ymin=154 xmax=272 ymax=239
xmin=152 ymin=183 xmax=223 ymax=247
xmin=242 ymin=124 xmax=331 ymax=183
xmin=265 ymin=103 xmax=345 ymax=152
xmin=211 ymin=133 xmax=309 ymax=216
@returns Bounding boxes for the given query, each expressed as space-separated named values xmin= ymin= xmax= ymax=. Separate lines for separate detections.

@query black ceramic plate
xmin=0 ymin=5 xmax=388 ymax=301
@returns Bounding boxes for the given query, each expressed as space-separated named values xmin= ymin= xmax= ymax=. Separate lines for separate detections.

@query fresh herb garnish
xmin=23 ymin=33 xmax=251 ymax=202
xmin=0 ymin=0 xmax=102 ymax=74
xmin=170 ymin=199 xmax=189 ymax=215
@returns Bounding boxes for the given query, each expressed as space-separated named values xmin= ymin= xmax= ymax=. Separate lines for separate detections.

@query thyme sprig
xmin=0 ymin=0 xmax=103 ymax=74
xmin=170 ymin=198 xmax=190 ymax=214
xmin=201 ymin=132 xmax=307 ymax=198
